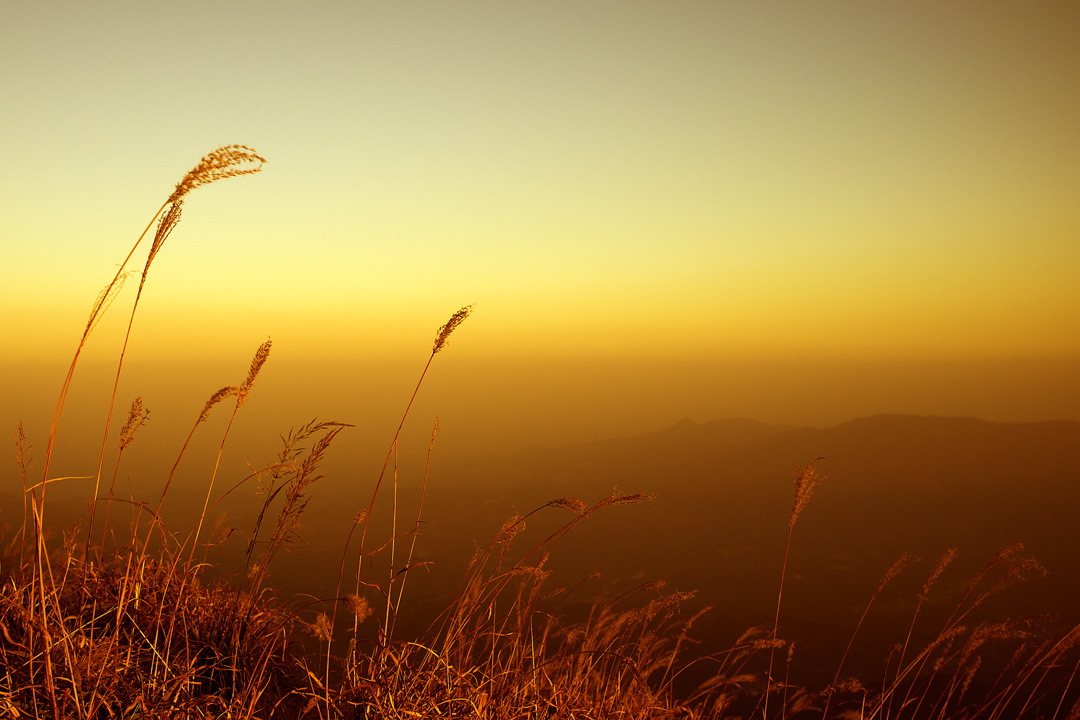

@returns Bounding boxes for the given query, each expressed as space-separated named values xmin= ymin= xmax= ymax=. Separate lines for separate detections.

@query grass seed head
xmin=145 ymin=199 xmax=183 ymax=274
xmin=238 ymin=339 xmax=273 ymax=405
xmin=433 ymin=304 xmax=473 ymax=353
xmin=878 ymin=552 xmax=918 ymax=593
xmin=13 ymin=422 xmax=34 ymax=477
xmin=790 ymin=458 xmax=826 ymax=529
xmin=922 ymin=547 xmax=960 ymax=598
xmin=822 ymin=677 xmax=867 ymax=696
xmin=547 ymin=497 xmax=587 ymax=514
xmin=751 ymin=637 xmax=787 ymax=651
xmin=308 ymin=612 xmax=333 ymax=643
xmin=200 ymin=386 xmax=239 ymax=422
xmin=497 ymin=513 xmax=525 ymax=544
xmin=595 ymin=492 xmax=653 ymax=511
xmin=168 ymin=144 xmax=267 ymax=204
xmin=344 ymin=594 xmax=372 ymax=624
xmin=118 ymin=397 xmax=149 ymax=451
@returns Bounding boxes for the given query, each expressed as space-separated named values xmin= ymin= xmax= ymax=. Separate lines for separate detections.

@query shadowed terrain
xmin=15 ymin=412 xmax=1077 ymax=699
xmin=206 ymin=414 xmax=1077 ymax=691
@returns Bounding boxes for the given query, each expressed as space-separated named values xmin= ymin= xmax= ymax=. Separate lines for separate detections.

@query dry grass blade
xmin=762 ymin=457 xmax=826 ymax=720
xmin=823 ymin=552 xmax=918 ymax=719
xmin=83 ymin=272 xmax=134 ymax=341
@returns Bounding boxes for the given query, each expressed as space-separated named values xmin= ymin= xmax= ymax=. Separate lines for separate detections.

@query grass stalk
xmin=761 ymin=458 xmax=825 ymax=720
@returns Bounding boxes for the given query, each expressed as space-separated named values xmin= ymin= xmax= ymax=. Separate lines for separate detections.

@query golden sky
xmin=3 ymin=2 xmax=1079 ymax=445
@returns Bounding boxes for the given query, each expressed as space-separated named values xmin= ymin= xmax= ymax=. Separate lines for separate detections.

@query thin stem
xmin=190 ymin=405 xmax=242 ymax=564
xmin=328 ymin=351 xmax=436 ymax=695
xmin=763 ymin=525 xmax=795 ymax=720
xmin=86 ymin=273 xmax=153 ymax=558
xmin=391 ymin=419 xmax=438 ymax=640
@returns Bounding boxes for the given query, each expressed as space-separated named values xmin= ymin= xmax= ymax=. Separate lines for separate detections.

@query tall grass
xmin=3 ymin=147 xmax=1079 ymax=719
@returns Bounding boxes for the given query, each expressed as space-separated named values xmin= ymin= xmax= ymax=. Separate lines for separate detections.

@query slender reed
xmin=389 ymin=418 xmax=440 ymax=641
xmin=98 ymin=396 xmax=149 ymax=550
xmin=883 ymin=547 xmax=959 ymax=720
xmin=761 ymin=457 xmax=825 ymax=720
xmin=305 ymin=305 xmax=473 ymax=705
xmin=330 ymin=305 xmax=474 ymax=651
xmin=821 ymin=552 xmax=917 ymax=719
xmin=189 ymin=339 xmax=272 ymax=563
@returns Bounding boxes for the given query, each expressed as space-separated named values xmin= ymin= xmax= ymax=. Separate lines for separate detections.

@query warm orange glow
xmin=3 ymin=3 xmax=1078 ymax=438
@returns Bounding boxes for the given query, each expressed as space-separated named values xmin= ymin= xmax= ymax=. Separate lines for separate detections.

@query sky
xmin=3 ymin=2 xmax=1079 ymax=456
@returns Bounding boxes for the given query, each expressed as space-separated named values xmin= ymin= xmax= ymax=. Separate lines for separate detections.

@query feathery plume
xmin=308 ymin=612 xmax=333 ymax=643
xmin=606 ymin=492 xmax=652 ymax=506
xmin=922 ymin=547 xmax=959 ymax=599
xmin=117 ymin=397 xmax=149 ymax=451
xmin=168 ymin=144 xmax=267 ymax=204
xmin=237 ymin=339 xmax=272 ymax=406
xmin=547 ymin=497 xmax=587 ymax=514
xmin=433 ymin=304 xmax=473 ymax=353
xmin=790 ymin=458 xmax=826 ymax=529
xmin=822 ymin=678 xmax=867 ymax=697
xmin=878 ymin=552 xmax=918 ymax=593
xmin=144 ymin=199 xmax=183 ymax=275
xmin=344 ymin=594 xmax=372 ymax=624
xmin=497 ymin=513 xmax=525 ymax=544
xmin=199 ymin=386 xmax=239 ymax=422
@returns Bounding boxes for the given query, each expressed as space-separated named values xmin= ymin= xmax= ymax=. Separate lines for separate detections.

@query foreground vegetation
xmin=3 ymin=147 xmax=1078 ymax=719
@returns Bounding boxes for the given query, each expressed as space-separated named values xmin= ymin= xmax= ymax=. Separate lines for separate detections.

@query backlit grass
xmin=3 ymin=147 xmax=1078 ymax=719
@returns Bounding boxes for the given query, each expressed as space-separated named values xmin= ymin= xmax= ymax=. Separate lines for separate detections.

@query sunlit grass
xmin=3 ymin=147 xmax=1078 ymax=719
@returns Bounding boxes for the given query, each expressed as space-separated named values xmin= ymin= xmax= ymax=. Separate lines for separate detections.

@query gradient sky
xmin=3 ymin=2 xmax=1079 ymax=449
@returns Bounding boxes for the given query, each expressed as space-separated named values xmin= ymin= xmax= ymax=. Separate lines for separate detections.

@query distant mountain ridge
xmin=440 ymin=413 xmax=1080 ymax=502
xmin=421 ymin=412 xmax=1080 ymax=586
